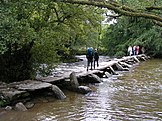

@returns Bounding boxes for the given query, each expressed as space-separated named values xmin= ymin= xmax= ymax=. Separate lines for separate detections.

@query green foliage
xmin=122 ymin=0 xmax=162 ymax=9
xmin=115 ymin=51 xmax=125 ymax=58
xmin=101 ymin=16 xmax=162 ymax=57
xmin=0 ymin=99 xmax=9 ymax=107
xmin=0 ymin=0 xmax=105 ymax=81
xmin=0 ymin=1 xmax=36 ymax=54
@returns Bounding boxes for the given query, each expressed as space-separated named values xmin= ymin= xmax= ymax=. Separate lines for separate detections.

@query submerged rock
xmin=86 ymin=74 xmax=103 ymax=83
xmin=25 ymin=102 xmax=34 ymax=109
xmin=5 ymin=106 xmax=12 ymax=111
xmin=15 ymin=102 xmax=27 ymax=111
xmin=78 ymin=86 xmax=92 ymax=94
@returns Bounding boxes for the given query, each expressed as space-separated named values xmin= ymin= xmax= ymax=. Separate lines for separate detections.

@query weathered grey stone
xmin=5 ymin=106 xmax=12 ymax=111
xmin=125 ymin=60 xmax=136 ymax=65
xmin=115 ymin=63 xmax=124 ymax=71
xmin=2 ymin=89 xmax=29 ymax=101
xmin=109 ymin=66 xmax=118 ymax=75
xmin=16 ymin=80 xmax=52 ymax=91
xmin=39 ymin=76 xmax=66 ymax=84
xmin=115 ymin=63 xmax=129 ymax=71
xmin=133 ymin=56 xmax=140 ymax=62
xmin=15 ymin=102 xmax=27 ymax=111
xmin=51 ymin=85 xmax=66 ymax=100
xmin=141 ymin=57 xmax=147 ymax=61
xmin=105 ymin=72 xmax=112 ymax=78
xmin=87 ymin=74 xmax=102 ymax=83
xmin=78 ymin=86 xmax=92 ymax=94
xmin=25 ymin=102 xmax=34 ymax=109
xmin=70 ymin=72 xmax=79 ymax=89
xmin=119 ymin=62 xmax=132 ymax=68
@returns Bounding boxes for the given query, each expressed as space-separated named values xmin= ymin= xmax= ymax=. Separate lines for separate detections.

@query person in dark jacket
xmin=86 ymin=47 xmax=94 ymax=71
xmin=94 ymin=49 xmax=99 ymax=69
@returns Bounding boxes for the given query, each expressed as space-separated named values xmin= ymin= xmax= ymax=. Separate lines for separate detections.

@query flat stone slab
xmin=76 ymin=70 xmax=101 ymax=78
xmin=39 ymin=72 xmax=71 ymax=84
xmin=40 ymin=76 xmax=67 ymax=83
xmin=14 ymin=80 xmax=52 ymax=91
xmin=0 ymin=82 xmax=28 ymax=100
xmin=2 ymin=89 xmax=28 ymax=101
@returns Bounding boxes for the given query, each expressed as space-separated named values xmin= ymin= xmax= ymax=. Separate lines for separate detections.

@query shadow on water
xmin=1 ymin=57 xmax=162 ymax=121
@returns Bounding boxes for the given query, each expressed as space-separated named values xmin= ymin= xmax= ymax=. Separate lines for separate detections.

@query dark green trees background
xmin=0 ymin=0 xmax=104 ymax=82
xmin=100 ymin=0 xmax=162 ymax=57
xmin=1 ymin=0 xmax=162 ymax=82
xmin=101 ymin=17 xmax=162 ymax=57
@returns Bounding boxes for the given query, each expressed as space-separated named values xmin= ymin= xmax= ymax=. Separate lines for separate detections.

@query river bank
xmin=0 ymin=54 xmax=148 ymax=111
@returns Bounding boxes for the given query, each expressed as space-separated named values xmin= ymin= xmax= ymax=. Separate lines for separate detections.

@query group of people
xmin=128 ymin=45 xmax=145 ymax=56
xmin=86 ymin=47 xmax=99 ymax=71
xmin=85 ymin=45 xmax=145 ymax=71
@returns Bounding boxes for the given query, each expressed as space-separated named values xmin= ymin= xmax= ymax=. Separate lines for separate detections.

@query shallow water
xmin=1 ymin=58 xmax=162 ymax=121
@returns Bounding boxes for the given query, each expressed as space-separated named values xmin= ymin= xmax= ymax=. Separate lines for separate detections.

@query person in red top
xmin=136 ymin=46 xmax=140 ymax=55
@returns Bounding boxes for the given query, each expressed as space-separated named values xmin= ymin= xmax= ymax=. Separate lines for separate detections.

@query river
xmin=1 ymin=56 xmax=162 ymax=121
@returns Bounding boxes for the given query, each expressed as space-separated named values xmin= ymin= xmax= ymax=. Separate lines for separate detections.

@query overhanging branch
xmin=145 ymin=6 xmax=162 ymax=11
xmin=52 ymin=0 xmax=162 ymax=25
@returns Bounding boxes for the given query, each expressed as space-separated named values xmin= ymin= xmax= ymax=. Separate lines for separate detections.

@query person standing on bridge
xmin=128 ymin=46 xmax=133 ymax=56
xmin=133 ymin=45 xmax=136 ymax=55
xmin=136 ymin=46 xmax=140 ymax=55
xmin=86 ymin=47 xmax=94 ymax=71
xmin=94 ymin=49 xmax=99 ymax=69
xmin=141 ymin=46 xmax=145 ymax=54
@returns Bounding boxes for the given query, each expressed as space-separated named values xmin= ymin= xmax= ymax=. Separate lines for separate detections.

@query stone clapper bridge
xmin=0 ymin=54 xmax=149 ymax=110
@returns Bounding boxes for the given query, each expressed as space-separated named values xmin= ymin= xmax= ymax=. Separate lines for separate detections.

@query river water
xmin=1 ymin=57 xmax=162 ymax=121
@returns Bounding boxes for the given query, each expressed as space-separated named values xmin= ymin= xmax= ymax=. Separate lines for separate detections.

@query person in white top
xmin=128 ymin=46 xmax=133 ymax=56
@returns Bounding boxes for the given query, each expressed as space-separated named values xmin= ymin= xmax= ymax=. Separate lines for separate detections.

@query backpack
xmin=87 ymin=48 xmax=93 ymax=59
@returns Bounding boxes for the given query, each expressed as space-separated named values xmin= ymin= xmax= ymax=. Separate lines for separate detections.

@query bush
xmin=114 ymin=51 xmax=126 ymax=58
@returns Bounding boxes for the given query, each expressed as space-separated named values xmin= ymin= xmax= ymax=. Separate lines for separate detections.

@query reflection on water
xmin=1 ymin=59 xmax=162 ymax=121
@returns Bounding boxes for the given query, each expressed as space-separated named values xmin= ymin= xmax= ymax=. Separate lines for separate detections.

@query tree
xmin=53 ymin=0 xmax=162 ymax=27
xmin=0 ymin=0 xmax=104 ymax=82
xmin=101 ymin=16 xmax=162 ymax=57
xmin=54 ymin=0 xmax=162 ymax=57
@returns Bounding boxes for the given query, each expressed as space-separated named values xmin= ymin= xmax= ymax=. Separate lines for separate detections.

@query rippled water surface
xmin=1 ymin=58 xmax=162 ymax=121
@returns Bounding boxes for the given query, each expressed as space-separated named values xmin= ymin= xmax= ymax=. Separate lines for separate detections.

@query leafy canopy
xmin=0 ymin=0 xmax=105 ymax=81
xmin=101 ymin=16 xmax=162 ymax=57
xmin=55 ymin=0 xmax=162 ymax=26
